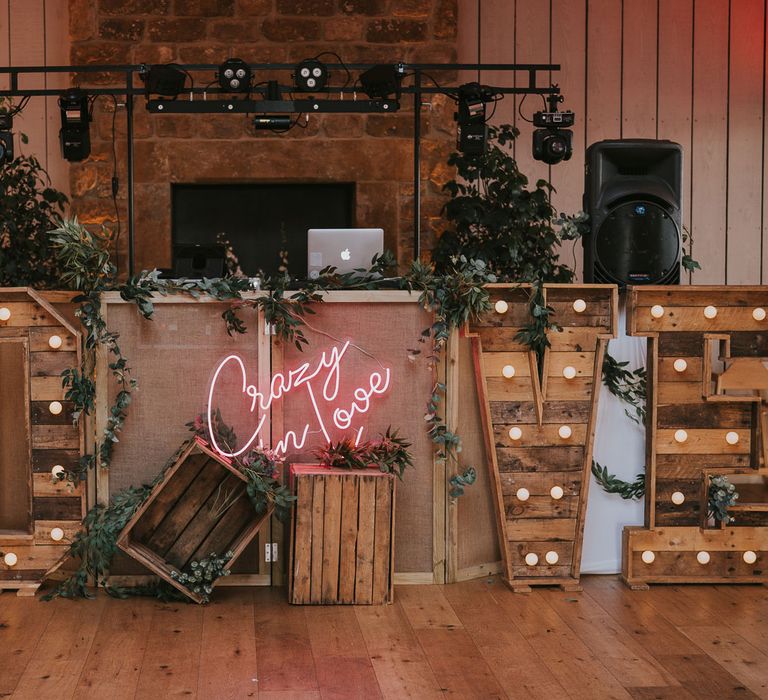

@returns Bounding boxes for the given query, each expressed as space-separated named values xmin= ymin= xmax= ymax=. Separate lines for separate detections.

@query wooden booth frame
xmin=94 ymin=290 xmax=455 ymax=587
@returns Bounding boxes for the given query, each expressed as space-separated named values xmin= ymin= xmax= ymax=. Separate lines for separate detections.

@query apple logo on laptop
xmin=340 ymin=248 xmax=351 ymax=261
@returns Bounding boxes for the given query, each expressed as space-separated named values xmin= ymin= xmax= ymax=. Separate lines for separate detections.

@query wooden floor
xmin=1 ymin=576 xmax=767 ymax=699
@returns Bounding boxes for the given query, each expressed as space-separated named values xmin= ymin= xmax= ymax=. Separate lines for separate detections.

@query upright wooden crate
xmin=289 ymin=465 xmax=395 ymax=605
xmin=118 ymin=437 xmax=272 ymax=603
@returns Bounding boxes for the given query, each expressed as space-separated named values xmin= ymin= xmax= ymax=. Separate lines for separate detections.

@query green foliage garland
xmin=43 ymin=483 xmax=152 ymax=600
xmin=591 ymin=461 xmax=645 ymax=501
xmin=449 ymin=467 xmax=477 ymax=499
xmin=601 ymin=351 xmax=647 ymax=425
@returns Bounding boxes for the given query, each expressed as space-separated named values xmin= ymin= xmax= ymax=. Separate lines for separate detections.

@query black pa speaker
xmin=583 ymin=139 xmax=682 ymax=286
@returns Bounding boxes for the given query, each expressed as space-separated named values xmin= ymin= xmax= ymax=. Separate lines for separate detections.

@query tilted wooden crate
xmin=289 ymin=465 xmax=395 ymax=605
xmin=118 ymin=437 xmax=272 ymax=603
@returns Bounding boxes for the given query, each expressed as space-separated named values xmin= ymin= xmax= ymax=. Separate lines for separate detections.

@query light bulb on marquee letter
xmin=562 ymin=366 xmax=577 ymax=379
xmin=550 ymin=485 xmax=564 ymax=500
xmin=674 ymin=429 xmax=688 ymax=443
xmin=697 ymin=551 xmax=710 ymax=565
xmin=744 ymin=551 xmax=757 ymax=564
xmin=516 ymin=487 xmax=530 ymax=502
xmin=508 ymin=426 xmax=522 ymax=441
xmin=703 ymin=305 xmax=718 ymax=319
xmin=572 ymin=299 xmax=586 ymax=313
xmin=725 ymin=431 xmax=739 ymax=445
xmin=50 ymin=527 xmax=65 ymax=542
xmin=650 ymin=305 xmax=664 ymax=319
xmin=48 ymin=334 xmax=63 ymax=349
xmin=545 ymin=551 xmax=559 ymax=565
xmin=0 ymin=307 xmax=10 ymax=321
xmin=673 ymin=358 xmax=687 ymax=373
xmin=494 ymin=300 xmax=508 ymax=314
xmin=525 ymin=552 xmax=539 ymax=566
xmin=641 ymin=550 xmax=655 ymax=564
xmin=501 ymin=364 xmax=516 ymax=378
xmin=671 ymin=491 xmax=685 ymax=505
xmin=3 ymin=552 xmax=17 ymax=567
xmin=558 ymin=425 xmax=572 ymax=440
xmin=753 ymin=308 xmax=766 ymax=321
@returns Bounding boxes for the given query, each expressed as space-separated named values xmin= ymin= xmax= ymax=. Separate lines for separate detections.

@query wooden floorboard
xmin=1 ymin=577 xmax=767 ymax=699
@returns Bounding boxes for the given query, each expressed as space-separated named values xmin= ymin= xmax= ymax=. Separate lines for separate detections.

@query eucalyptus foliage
xmin=170 ymin=551 xmax=233 ymax=603
xmin=602 ymin=351 xmax=647 ymax=425
xmin=708 ymin=475 xmax=739 ymax=524
xmin=433 ymin=124 xmax=585 ymax=283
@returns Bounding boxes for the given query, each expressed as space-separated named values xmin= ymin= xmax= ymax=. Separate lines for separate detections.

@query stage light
xmin=294 ymin=59 xmax=328 ymax=92
xmin=455 ymin=82 xmax=489 ymax=155
xmin=0 ymin=113 xmax=13 ymax=165
xmin=140 ymin=64 xmax=188 ymax=97
xmin=359 ymin=64 xmax=403 ymax=100
xmin=219 ymin=58 xmax=251 ymax=93
xmin=532 ymin=93 xmax=574 ymax=165
xmin=58 ymin=88 xmax=90 ymax=162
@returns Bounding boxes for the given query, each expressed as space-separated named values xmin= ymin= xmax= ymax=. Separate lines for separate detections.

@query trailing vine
xmin=591 ymin=461 xmax=645 ymax=501
xmin=602 ymin=351 xmax=647 ymax=425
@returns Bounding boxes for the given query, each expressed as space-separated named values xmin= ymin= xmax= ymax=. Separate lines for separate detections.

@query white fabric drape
xmin=581 ymin=303 xmax=647 ymax=573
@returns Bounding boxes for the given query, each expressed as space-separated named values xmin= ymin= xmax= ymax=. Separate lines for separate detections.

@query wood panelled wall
xmin=458 ymin=0 xmax=768 ymax=284
xmin=0 ymin=0 xmax=69 ymax=196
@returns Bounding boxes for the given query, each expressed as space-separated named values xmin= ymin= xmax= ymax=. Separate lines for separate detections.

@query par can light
xmin=294 ymin=59 xmax=328 ymax=92
xmin=219 ymin=58 xmax=251 ymax=93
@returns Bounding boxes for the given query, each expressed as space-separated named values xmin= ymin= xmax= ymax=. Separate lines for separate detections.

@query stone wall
xmin=68 ymin=0 xmax=458 ymax=273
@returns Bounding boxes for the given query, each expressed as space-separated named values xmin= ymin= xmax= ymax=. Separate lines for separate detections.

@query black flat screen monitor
xmin=171 ymin=183 xmax=354 ymax=278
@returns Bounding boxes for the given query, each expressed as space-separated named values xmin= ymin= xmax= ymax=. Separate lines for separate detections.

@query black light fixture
xmin=359 ymin=64 xmax=403 ymax=100
xmin=218 ymin=58 xmax=251 ymax=93
xmin=294 ymin=59 xmax=328 ymax=92
xmin=139 ymin=64 xmax=189 ymax=98
xmin=0 ymin=113 xmax=13 ymax=165
xmin=532 ymin=92 xmax=574 ymax=165
xmin=58 ymin=88 xmax=90 ymax=162
xmin=455 ymin=82 xmax=490 ymax=155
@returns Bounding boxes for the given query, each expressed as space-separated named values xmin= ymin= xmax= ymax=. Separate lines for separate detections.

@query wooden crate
xmin=117 ymin=437 xmax=272 ymax=603
xmin=289 ymin=465 xmax=395 ymax=605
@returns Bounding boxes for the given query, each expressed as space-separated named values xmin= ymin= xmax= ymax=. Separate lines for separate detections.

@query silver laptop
xmin=307 ymin=228 xmax=384 ymax=279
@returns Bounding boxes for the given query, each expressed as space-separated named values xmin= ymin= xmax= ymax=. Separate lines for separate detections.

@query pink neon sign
xmin=207 ymin=340 xmax=391 ymax=458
